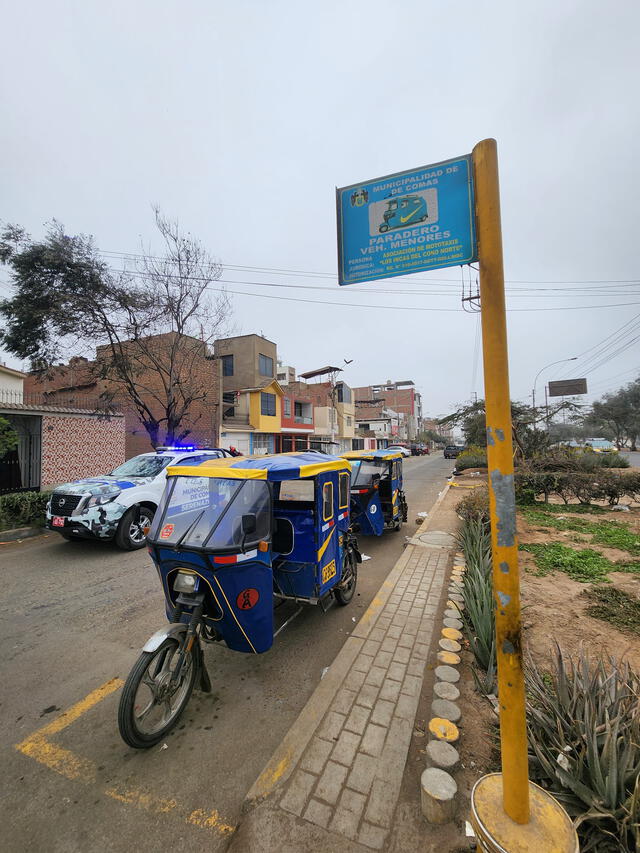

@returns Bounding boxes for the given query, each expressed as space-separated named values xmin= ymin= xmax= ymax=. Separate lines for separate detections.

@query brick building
xmin=24 ymin=332 xmax=222 ymax=457
xmin=353 ymin=381 xmax=422 ymax=440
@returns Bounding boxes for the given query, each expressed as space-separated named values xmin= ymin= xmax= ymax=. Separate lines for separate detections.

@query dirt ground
xmin=518 ymin=509 xmax=640 ymax=670
xmin=452 ymin=472 xmax=640 ymax=791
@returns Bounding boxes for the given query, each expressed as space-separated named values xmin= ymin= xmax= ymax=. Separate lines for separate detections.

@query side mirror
xmin=242 ymin=513 xmax=257 ymax=535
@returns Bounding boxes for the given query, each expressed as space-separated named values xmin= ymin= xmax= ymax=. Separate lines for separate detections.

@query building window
xmin=359 ymin=423 xmax=370 ymax=431
xmin=221 ymin=354 xmax=234 ymax=376
xmin=284 ymin=397 xmax=291 ymax=417
xmin=259 ymin=354 xmax=274 ymax=377
xmin=261 ymin=392 xmax=276 ymax=416
xmin=346 ymin=416 xmax=352 ymax=426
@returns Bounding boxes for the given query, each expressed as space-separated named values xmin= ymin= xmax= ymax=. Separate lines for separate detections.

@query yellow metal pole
xmin=472 ymin=138 xmax=529 ymax=824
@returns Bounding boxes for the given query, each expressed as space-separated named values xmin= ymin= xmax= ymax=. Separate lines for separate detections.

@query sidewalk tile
xmin=352 ymin=654 xmax=374 ymax=674
xmin=333 ymin=688 xmax=358 ymax=716
xmin=386 ymin=625 xmax=402 ymax=639
xmin=374 ymin=650 xmax=393 ymax=669
xmin=395 ymin=691 xmax=419 ymax=721
xmin=358 ymin=682 xmax=380 ymax=709
xmin=301 ymin=737 xmax=334 ymax=775
xmin=315 ymin=760 xmax=349 ymax=805
xmin=362 ymin=639 xmax=380 ymax=657
xmin=364 ymin=778 xmax=399 ymax=828
xmin=359 ymin=821 xmax=387 ymax=850
xmin=387 ymin=661 xmax=406 ymax=682
xmin=331 ymin=729 xmax=361 ymax=767
xmin=378 ymin=679 xmax=401 ymax=703
xmin=370 ymin=698 xmax=395 ymax=728
xmin=401 ymin=673 xmax=422 ymax=697
xmin=317 ymin=710 xmax=346 ymax=742
xmin=303 ymin=798 xmax=332 ymax=828
xmin=280 ymin=769 xmax=317 ymax=816
xmin=361 ymin=723 xmax=387 ymax=757
xmin=347 ymin=752 xmax=377 ymax=794
xmin=393 ymin=645 xmax=411 ymax=664
xmin=345 ymin=704 xmax=370 ymax=735
xmin=364 ymin=665 xmax=386 ymax=688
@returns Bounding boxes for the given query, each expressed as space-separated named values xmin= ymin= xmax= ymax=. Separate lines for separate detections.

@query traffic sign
xmin=336 ymin=155 xmax=477 ymax=286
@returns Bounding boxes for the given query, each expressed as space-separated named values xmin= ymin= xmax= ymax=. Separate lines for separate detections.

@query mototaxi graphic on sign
xmin=336 ymin=155 xmax=477 ymax=285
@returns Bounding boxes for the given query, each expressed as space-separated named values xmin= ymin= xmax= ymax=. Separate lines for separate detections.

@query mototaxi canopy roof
xmin=167 ymin=451 xmax=351 ymax=481
xmin=340 ymin=449 xmax=403 ymax=462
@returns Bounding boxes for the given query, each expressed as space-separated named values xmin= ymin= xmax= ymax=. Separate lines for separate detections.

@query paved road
xmin=1 ymin=454 xmax=452 ymax=853
xmin=622 ymin=449 xmax=640 ymax=468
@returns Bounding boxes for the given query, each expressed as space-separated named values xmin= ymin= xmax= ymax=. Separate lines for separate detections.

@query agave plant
xmin=526 ymin=646 xmax=640 ymax=852
xmin=455 ymin=518 xmax=496 ymax=693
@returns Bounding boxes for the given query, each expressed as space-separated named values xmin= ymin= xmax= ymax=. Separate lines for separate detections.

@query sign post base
xmin=470 ymin=774 xmax=578 ymax=852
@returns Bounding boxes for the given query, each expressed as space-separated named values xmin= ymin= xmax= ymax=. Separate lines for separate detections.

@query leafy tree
xmin=586 ymin=377 xmax=640 ymax=450
xmin=439 ymin=398 xmax=581 ymax=460
xmin=0 ymin=211 xmax=232 ymax=447
xmin=0 ymin=416 xmax=18 ymax=459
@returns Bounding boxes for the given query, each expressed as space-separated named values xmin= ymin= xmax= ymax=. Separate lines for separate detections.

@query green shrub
xmin=455 ymin=517 xmax=496 ymax=693
xmin=524 ymin=446 xmax=630 ymax=473
xmin=455 ymin=444 xmax=487 ymax=471
xmin=514 ymin=471 xmax=640 ymax=506
xmin=0 ymin=491 xmax=51 ymax=531
xmin=456 ymin=486 xmax=490 ymax=525
xmin=526 ymin=647 xmax=640 ymax=852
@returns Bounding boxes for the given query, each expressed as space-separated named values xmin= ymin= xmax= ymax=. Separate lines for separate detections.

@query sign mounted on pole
xmin=336 ymin=155 xmax=477 ymax=286
xmin=548 ymin=378 xmax=588 ymax=397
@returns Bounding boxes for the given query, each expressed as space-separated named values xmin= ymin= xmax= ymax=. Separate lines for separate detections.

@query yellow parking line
xmin=14 ymin=678 xmax=236 ymax=837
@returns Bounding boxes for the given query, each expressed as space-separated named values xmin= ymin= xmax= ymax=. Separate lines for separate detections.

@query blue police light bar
xmin=155 ymin=445 xmax=197 ymax=452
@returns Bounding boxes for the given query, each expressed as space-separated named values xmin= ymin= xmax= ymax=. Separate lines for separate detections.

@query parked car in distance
xmin=410 ymin=444 xmax=428 ymax=456
xmin=585 ymin=438 xmax=615 ymax=453
xmin=46 ymin=446 xmax=232 ymax=550
xmin=386 ymin=444 xmax=411 ymax=457
xmin=444 ymin=445 xmax=465 ymax=459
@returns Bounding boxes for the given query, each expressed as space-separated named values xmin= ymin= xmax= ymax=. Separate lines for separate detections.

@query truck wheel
xmin=115 ymin=506 xmax=155 ymax=551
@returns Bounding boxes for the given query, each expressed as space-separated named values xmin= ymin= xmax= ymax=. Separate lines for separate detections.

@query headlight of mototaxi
xmin=173 ymin=571 xmax=200 ymax=594
xmin=86 ymin=487 xmax=121 ymax=507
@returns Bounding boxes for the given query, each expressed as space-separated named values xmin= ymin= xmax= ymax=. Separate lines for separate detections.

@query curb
xmin=0 ymin=526 xmax=46 ymax=543
xmin=421 ymin=549 xmax=465 ymax=824
xmin=244 ymin=481 xmax=452 ymax=808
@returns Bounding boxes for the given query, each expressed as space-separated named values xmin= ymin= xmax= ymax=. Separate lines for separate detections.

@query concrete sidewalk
xmin=229 ymin=485 xmax=458 ymax=852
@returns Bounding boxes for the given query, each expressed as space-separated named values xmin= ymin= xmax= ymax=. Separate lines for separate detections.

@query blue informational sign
xmin=336 ymin=155 xmax=477 ymax=285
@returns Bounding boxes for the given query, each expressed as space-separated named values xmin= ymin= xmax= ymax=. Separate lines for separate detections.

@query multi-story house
xmin=353 ymin=380 xmax=422 ymax=440
xmin=354 ymin=402 xmax=405 ymax=449
xmin=214 ymin=334 xmax=285 ymax=455
xmin=291 ymin=368 xmax=356 ymax=453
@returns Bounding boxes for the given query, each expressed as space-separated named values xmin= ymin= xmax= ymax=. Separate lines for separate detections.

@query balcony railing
xmin=223 ymin=412 xmax=250 ymax=426
xmin=294 ymin=415 xmax=313 ymax=424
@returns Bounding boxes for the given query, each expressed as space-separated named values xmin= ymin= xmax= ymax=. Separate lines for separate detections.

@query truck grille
xmin=50 ymin=493 xmax=83 ymax=517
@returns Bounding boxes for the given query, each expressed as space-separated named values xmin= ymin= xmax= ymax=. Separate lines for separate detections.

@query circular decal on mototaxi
xmin=236 ymin=588 xmax=260 ymax=610
xmin=370 ymin=505 xmax=377 ymax=514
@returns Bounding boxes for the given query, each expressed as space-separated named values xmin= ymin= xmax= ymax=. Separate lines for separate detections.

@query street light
xmin=531 ymin=357 xmax=578 ymax=419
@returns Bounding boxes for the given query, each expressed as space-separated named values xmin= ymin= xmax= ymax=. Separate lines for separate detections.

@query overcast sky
xmin=2 ymin=0 xmax=639 ymax=418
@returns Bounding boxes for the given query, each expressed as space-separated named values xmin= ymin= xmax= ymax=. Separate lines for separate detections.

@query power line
xmin=98 ymin=249 xmax=640 ymax=286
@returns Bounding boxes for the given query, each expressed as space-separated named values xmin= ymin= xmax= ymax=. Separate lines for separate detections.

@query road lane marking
xmin=14 ymin=678 xmax=236 ymax=838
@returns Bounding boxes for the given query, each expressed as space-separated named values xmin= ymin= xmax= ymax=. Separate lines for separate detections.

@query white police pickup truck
xmin=46 ymin=447 xmax=231 ymax=550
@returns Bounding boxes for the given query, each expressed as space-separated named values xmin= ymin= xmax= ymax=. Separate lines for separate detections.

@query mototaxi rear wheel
xmin=335 ymin=551 xmax=357 ymax=606
xmin=118 ymin=637 xmax=198 ymax=749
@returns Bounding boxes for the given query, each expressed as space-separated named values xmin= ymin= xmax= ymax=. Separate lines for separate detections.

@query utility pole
xmin=470 ymin=139 xmax=577 ymax=850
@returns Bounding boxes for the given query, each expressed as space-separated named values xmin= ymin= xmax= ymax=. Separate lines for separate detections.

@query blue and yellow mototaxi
xmin=118 ymin=452 xmax=360 ymax=748
xmin=341 ymin=449 xmax=408 ymax=535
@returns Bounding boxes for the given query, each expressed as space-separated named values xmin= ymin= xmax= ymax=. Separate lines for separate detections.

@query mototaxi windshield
xmin=350 ymin=460 xmax=383 ymax=489
xmin=149 ymin=476 xmax=271 ymax=551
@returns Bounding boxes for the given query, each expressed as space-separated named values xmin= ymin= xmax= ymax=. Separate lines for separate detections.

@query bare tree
xmin=0 ymin=210 xmax=233 ymax=446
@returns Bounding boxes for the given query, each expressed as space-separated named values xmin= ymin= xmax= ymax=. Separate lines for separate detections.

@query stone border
xmin=420 ymin=550 xmax=466 ymax=823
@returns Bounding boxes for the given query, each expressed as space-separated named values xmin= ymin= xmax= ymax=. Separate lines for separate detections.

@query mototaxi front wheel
xmin=335 ymin=551 xmax=357 ymax=605
xmin=118 ymin=637 xmax=197 ymax=749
